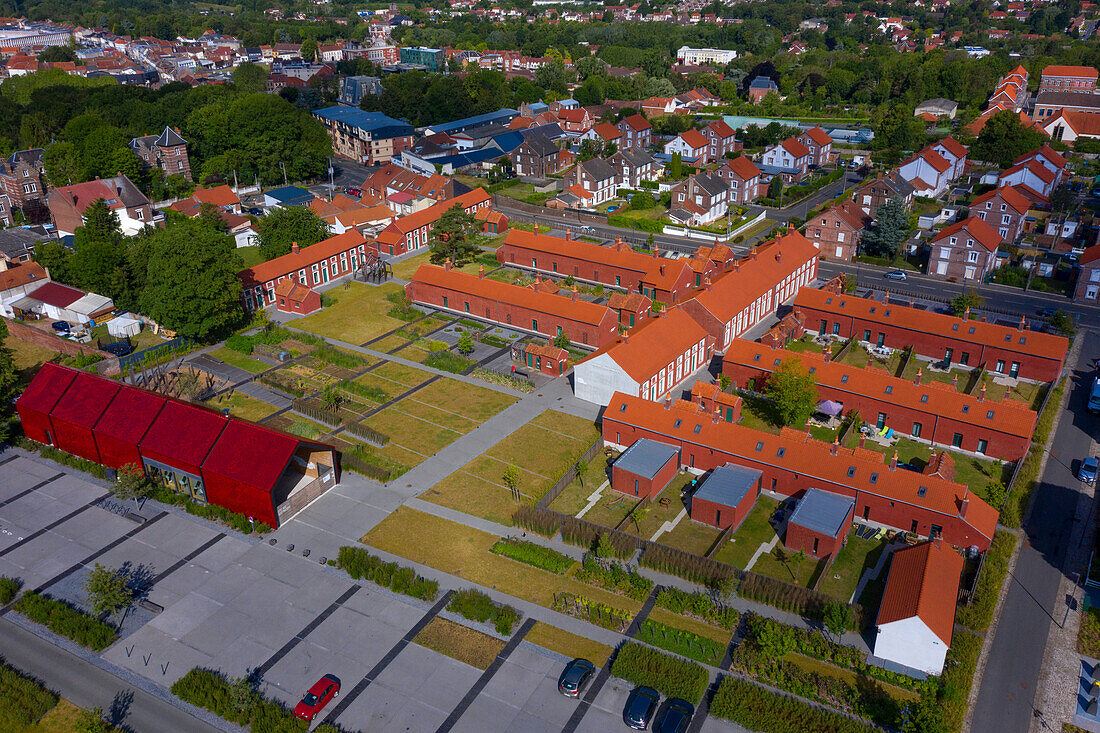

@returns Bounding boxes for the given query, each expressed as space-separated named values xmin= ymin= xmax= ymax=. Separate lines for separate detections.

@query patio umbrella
xmin=816 ymin=400 xmax=843 ymax=416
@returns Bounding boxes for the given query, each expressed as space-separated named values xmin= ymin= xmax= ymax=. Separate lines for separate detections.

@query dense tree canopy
xmin=257 ymin=206 xmax=330 ymax=260
xmin=971 ymin=110 xmax=1048 ymax=168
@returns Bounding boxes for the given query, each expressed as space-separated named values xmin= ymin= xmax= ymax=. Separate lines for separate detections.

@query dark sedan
xmin=557 ymin=658 xmax=595 ymax=697
xmin=624 ymin=686 xmax=659 ymax=729
xmin=654 ymin=698 xmax=694 ymax=733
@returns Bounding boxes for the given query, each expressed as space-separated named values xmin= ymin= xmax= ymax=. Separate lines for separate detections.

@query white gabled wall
xmin=573 ymin=352 xmax=640 ymax=406
xmin=874 ymin=616 xmax=949 ymax=676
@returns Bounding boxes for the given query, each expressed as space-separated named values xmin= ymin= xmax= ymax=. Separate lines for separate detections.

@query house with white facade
xmin=930 ymin=137 xmax=968 ymax=180
xmin=898 ymin=146 xmax=953 ymax=198
xmin=563 ymin=157 xmax=618 ymax=206
xmin=759 ymin=137 xmax=811 ymax=183
xmin=663 ymin=129 xmax=709 ymax=164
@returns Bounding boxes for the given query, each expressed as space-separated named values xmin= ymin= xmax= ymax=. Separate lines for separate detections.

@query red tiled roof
xmin=380 ymin=189 xmax=491 ymax=236
xmin=621 ymin=114 xmax=651 ymax=132
xmin=192 ymin=185 xmax=241 ymax=208
xmin=793 ymin=288 xmax=1069 ymax=361
xmin=49 ymin=371 xmax=120 ymax=429
xmin=1015 ymin=144 xmax=1066 ymax=171
xmin=585 ymin=308 xmax=710 ymax=382
xmin=707 ymin=119 xmax=736 ymax=139
xmin=503 ymin=229 xmax=661 ymax=278
xmin=723 ymin=156 xmax=761 ymax=180
xmin=1042 ymin=65 xmax=1098 ymax=79
xmin=0 ymin=261 xmax=47 ymax=293
xmin=931 ymin=216 xmax=1003 ymax=252
xmin=28 ymin=282 xmax=85 ymax=308
xmin=917 ymin=147 xmax=951 ymax=173
xmin=273 ymin=279 xmax=313 ymax=301
xmin=1001 ymin=159 xmax=1055 ymax=184
xmin=877 ymin=540 xmax=964 ymax=645
xmin=780 ymin=136 xmax=811 ymax=158
xmin=608 ymin=292 xmax=652 ymax=312
xmin=1082 ymin=243 xmax=1100 ymax=266
xmin=1044 ymin=109 xmax=1100 ymax=138
xmin=678 ymin=129 xmax=708 ymax=150
xmin=240 ymin=231 xmax=367 ymax=287
xmin=592 ymin=122 xmax=621 ymax=141
xmin=802 ymin=126 xmax=832 ymax=146
xmin=935 ymin=136 xmax=968 ymax=159
xmin=139 ymin=399 xmax=228 ymax=469
xmin=971 ymin=184 xmax=1031 ymax=215
xmin=827 ymin=200 xmax=870 ymax=231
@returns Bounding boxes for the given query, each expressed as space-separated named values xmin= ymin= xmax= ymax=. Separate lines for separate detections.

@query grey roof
xmin=614 ymin=438 xmax=679 ymax=480
xmin=155 ymin=126 xmax=187 ymax=147
xmin=1035 ymin=90 xmax=1100 ymax=109
xmin=694 ymin=172 xmax=727 ymax=197
xmin=521 ymin=134 xmax=560 ymax=157
xmin=613 ymin=148 xmax=656 ymax=168
xmin=101 ymin=175 xmax=150 ymax=208
xmin=7 ymin=149 xmax=43 ymax=167
xmin=692 ymin=464 xmax=762 ymax=509
xmin=0 ymin=228 xmax=44 ymax=259
xmin=916 ymin=97 xmax=957 ymax=112
xmin=788 ymin=488 xmax=855 ymax=538
xmin=522 ymin=122 xmax=565 ymax=141
xmin=581 ymin=157 xmax=617 ymax=182
xmin=749 ymin=76 xmax=778 ymax=90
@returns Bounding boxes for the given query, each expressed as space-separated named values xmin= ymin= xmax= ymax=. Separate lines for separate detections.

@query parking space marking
xmin=0 ymin=472 xmax=65 ymax=509
xmin=256 ymin=584 xmax=361 ymax=677
xmin=148 ymin=533 xmax=226 ymax=587
xmin=33 ymin=512 xmax=168 ymax=594
xmin=0 ymin=492 xmax=111 ymax=559
xmin=323 ymin=589 xmax=454 ymax=726
xmin=435 ymin=617 xmax=536 ymax=733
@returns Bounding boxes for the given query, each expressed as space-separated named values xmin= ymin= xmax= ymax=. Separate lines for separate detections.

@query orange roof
xmin=273 ymin=279 xmax=314 ymax=301
xmin=592 ymin=122 xmax=621 ymax=141
xmin=1001 ymin=159 xmax=1055 ymax=184
xmin=409 ymin=264 xmax=613 ymax=327
xmin=379 ymin=189 xmax=491 ymax=237
xmin=687 ymin=232 xmax=818 ymax=322
xmin=679 ymin=129 xmax=708 ymax=150
xmin=965 ymin=108 xmax=1038 ymax=135
xmin=690 ymin=380 xmax=740 ymax=409
xmin=605 ymin=393 xmax=997 ymax=545
xmin=877 ymin=540 xmax=964 ymax=646
xmin=1081 ymin=243 xmax=1100 ymax=266
xmin=1015 ymin=144 xmax=1066 ymax=170
xmin=918 ymin=112 xmax=938 ymax=122
xmin=935 ymin=136 xmax=968 ymax=159
xmin=240 ymin=231 xmax=367 ymax=286
xmin=915 ymin=147 xmax=951 ymax=173
xmin=971 ymin=184 xmax=1030 ymax=215
xmin=608 ymin=292 xmax=652 ymax=312
xmin=621 ymin=114 xmax=651 ymax=132
xmin=1042 ymin=64 xmax=1098 ymax=79
xmin=329 ymin=203 xmax=394 ymax=229
xmin=793 ymin=288 xmax=1068 ymax=361
xmin=780 ymin=136 xmax=811 ymax=158
xmin=192 ymin=185 xmax=240 ymax=209
xmin=723 ymin=155 xmax=761 ymax=180
xmin=508 ymin=117 xmax=532 ymax=129
xmin=585 ymin=308 xmax=711 ymax=382
xmin=503 ymin=229 xmax=660 ymax=278
xmin=0 ymin=261 xmax=48 ymax=292
xmin=1045 ymin=109 xmax=1100 ymax=137
xmin=725 ymin=339 xmax=1037 ymax=439
xmin=931 ymin=215 xmax=1003 ymax=252
xmin=707 ymin=119 xmax=736 ymax=139
xmin=802 ymin=126 xmax=832 ymax=146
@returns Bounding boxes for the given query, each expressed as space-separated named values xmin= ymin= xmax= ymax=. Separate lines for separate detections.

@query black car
xmin=102 ymin=342 xmax=133 ymax=357
xmin=247 ymin=207 xmax=264 ymax=216
xmin=654 ymin=698 xmax=694 ymax=733
xmin=51 ymin=321 xmax=71 ymax=333
xmin=624 ymin=686 xmax=659 ymax=730
xmin=557 ymin=658 xmax=595 ymax=697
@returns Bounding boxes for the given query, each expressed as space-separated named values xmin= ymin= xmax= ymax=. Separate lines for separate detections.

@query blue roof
xmin=615 ymin=438 xmax=679 ymax=480
xmin=750 ymin=76 xmax=778 ymax=90
xmin=430 ymin=148 xmax=503 ymax=169
xmin=489 ymin=130 xmax=526 ymax=153
xmin=313 ymin=107 xmax=412 ymax=138
xmin=427 ymin=108 xmax=519 ymax=134
xmin=265 ymin=186 xmax=314 ymax=206
xmin=528 ymin=102 xmax=549 ymax=114
xmin=692 ymin=464 xmax=761 ymax=509
xmin=788 ymin=488 xmax=855 ymax=538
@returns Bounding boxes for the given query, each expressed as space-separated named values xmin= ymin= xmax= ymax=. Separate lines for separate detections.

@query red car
xmin=293 ymin=674 xmax=340 ymax=721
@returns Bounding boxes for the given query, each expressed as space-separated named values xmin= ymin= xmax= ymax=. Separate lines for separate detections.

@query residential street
xmin=971 ymin=331 xmax=1097 ymax=733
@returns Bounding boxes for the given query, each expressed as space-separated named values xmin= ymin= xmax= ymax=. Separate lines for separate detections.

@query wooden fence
xmin=536 ymin=438 xmax=605 ymax=509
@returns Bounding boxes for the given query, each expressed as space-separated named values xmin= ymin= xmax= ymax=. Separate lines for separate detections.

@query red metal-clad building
xmin=15 ymin=364 xmax=338 ymax=528
xmin=47 ymin=371 xmax=120 ymax=464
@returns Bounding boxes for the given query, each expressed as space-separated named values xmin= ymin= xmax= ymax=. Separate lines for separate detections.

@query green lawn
xmin=8 ymin=336 xmax=61 ymax=386
xmin=738 ymin=395 xmax=781 ymax=434
xmin=391 ymin=251 xmax=482 ymax=281
xmin=712 ymin=497 xmax=781 ymax=569
xmin=657 ymin=518 xmax=723 ymax=557
xmin=582 ymin=492 xmax=641 ymax=530
xmin=205 ymin=391 xmax=278 ymax=423
xmin=236 ymin=246 xmax=266 ymax=269
xmin=856 ymin=437 xmax=1012 ymax=497
xmin=816 ymin=536 xmax=888 ymax=603
xmin=622 ymin=474 xmax=692 ymax=540
xmin=752 ymin=551 xmax=824 ymax=589
xmin=208 ymin=347 xmax=269 ymax=373
xmin=548 ymin=453 xmax=609 ymax=516
xmin=295 ymin=282 xmax=406 ymax=344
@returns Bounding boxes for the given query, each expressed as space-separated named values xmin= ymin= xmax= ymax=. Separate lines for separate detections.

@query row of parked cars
xmin=559 ymin=658 xmax=694 ymax=731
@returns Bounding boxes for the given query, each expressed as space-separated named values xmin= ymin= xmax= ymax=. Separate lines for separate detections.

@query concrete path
xmin=650 ymin=508 xmax=687 ymax=543
xmin=849 ymin=540 xmax=898 ymax=605
xmin=575 ymin=482 xmax=608 ymax=519
xmin=744 ymin=534 xmax=780 ymax=573
xmin=233 ymin=380 xmax=292 ymax=410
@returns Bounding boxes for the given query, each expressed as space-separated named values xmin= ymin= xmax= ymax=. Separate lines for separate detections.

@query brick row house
xmin=1074 ymin=244 xmax=1100 ymax=302
xmin=927 ymin=216 xmax=1002 ymax=283
xmin=662 ymin=129 xmax=709 ymax=164
xmin=373 ymin=189 xmax=492 ymax=256
xmin=1037 ymin=65 xmax=1098 ymax=93
xmin=854 ymin=172 xmax=915 ymax=216
xmin=616 ymin=114 xmax=653 ymax=150
xmin=239 ymin=231 xmax=372 ymax=310
xmin=722 ymin=339 xmax=1037 ymax=460
xmin=405 ymin=263 xmax=619 ymax=348
xmin=512 ymin=135 xmax=573 ymax=178
xmin=793 ymin=287 xmax=1068 ymax=382
xmin=970 ymin=185 xmax=1030 ymax=242
xmin=562 ymin=157 xmax=618 ymax=207
xmin=797 ymin=126 xmax=833 ymax=167
xmin=701 ymin=120 xmax=740 ymax=162
xmin=0 ymin=149 xmax=47 ymax=210
xmin=808 ymin=200 xmax=869 ymax=260
xmin=759 ymin=137 xmax=812 ymax=183
xmin=610 ymin=149 xmax=660 ymax=189
xmin=668 ymin=173 xmax=729 ymax=226
xmin=714 ymin=156 xmax=763 ymax=206
xmin=603 ymin=392 xmax=998 ymax=551
xmin=129 ymin=127 xmax=192 ymax=181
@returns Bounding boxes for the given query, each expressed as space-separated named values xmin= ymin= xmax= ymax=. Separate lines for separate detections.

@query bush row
xmin=0 ymin=576 xmax=20 ymax=605
xmin=423 ymin=350 xmax=474 ymax=374
xmin=227 ymin=325 xmax=324 ymax=356
xmin=13 ymin=592 xmax=118 ymax=651
xmin=312 ymin=345 xmax=366 ymax=370
xmin=152 ymin=489 xmax=271 ymax=535
xmin=739 ymin=572 xmax=863 ymax=630
xmin=955 ymin=530 xmax=1017 ymax=633
xmin=512 ymin=505 xmax=563 ymax=537
xmin=15 ymin=437 xmax=107 ymax=479
xmin=1002 ymin=378 xmax=1063 ymax=528
xmin=639 ymin=543 xmax=734 ymax=590
xmin=343 ymin=421 xmax=391 ymax=447
xmin=339 ymin=378 xmax=388 ymax=404
xmin=471 ymin=367 xmax=535 ymax=393
xmin=259 ymin=371 xmax=308 ymax=398
xmin=610 ymin=642 xmax=709 ymax=704
xmin=709 ymin=677 xmax=878 ymax=733
xmin=636 ymin=619 xmax=725 ymax=666
xmin=0 ymin=659 xmax=58 ymax=728
xmin=489 ymin=538 xmax=575 ymax=574
xmin=447 ymin=589 xmax=520 ymax=635
xmin=940 ymin=630 xmax=982 ymax=732
xmin=339 ymin=449 xmax=394 ymax=482
xmin=654 ymin=587 xmax=738 ymax=629
xmin=337 ymin=546 xmax=438 ymax=601
xmin=574 ymin=555 xmax=652 ymax=601
xmin=551 ymin=592 xmax=632 ymax=632
xmin=560 ymin=517 xmax=639 ymax=560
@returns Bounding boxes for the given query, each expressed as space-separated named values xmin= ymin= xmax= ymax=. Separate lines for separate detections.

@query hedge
xmin=574 ymin=555 xmax=652 ymax=601
xmin=152 ymin=489 xmax=271 ymax=535
xmin=0 ymin=576 xmax=20 ymax=605
xmin=15 ymin=437 xmax=108 ymax=479
xmin=636 ymin=619 xmax=725 ymax=666
xmin=955 ymin=530 xmax=1016 ymax=633
xmin=639 ymin=543 xmax=734 ymax=589
xmin=447 ymin=588 xmax=520 ymax=635
xmin=654 ymin=587 xmax=738 ymax=629
xmin=336 ymin=546 xmax=439 ymax=601
xmin=423 ymin=350 xmax=474 ymax=373
xmin=12 ymin=592 xmax=118 ymax=651
xmin=0 ymin=660 xmax=59 ymax=728
xmin=610 ymin=642 xmax=709 ymax=704
xmin=710 ymin=677 xmax=878 ymax=733
xmin=512 ymin=505 xmax=563 ymax=537
xmin=489 ymin=538 xmax=574 ymax=574
xmin=312 ymin=344 xmax=366 ymax=369
xmin=1001 ymin=377 xmax=1064 ymax=529
xmin=738 ymin=572 xmax=862 ymax=629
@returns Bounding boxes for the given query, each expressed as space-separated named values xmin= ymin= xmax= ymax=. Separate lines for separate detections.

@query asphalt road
xmin=970 ymin=330 xmax=1098 ymax=733
xmin=0 ymin=617 xmax=221 ymax=732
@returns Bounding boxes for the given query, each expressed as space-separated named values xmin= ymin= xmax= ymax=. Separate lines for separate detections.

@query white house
xmin=663 ymin=129 xmax=709 ymax=164
xmin=759 ymin=137 xmax=811 ymax=182
xmin=930 ymin=137 xmax=968 ymax=180
xmin=874 ymin=539 xmax=964 ymax=676
xmin=676 ymin=46 xmax=738 ymax=66
xmin=1013 ymin=145 xmax=1066 ymax=187
xmin=898 ymin=147 xmax=952 ymax=198
xmin=997 ymin=159 xmax=1056 ymax=198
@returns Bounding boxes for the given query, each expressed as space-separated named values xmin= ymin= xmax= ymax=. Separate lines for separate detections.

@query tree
xmin=823 ymin=600 xmax=851 ymax=641
xmin=320 ymin=385 xmax=346 ymax=412
xmin=232 ymin=63 xmax=268 ymax=94
xmin=792 ymin=549 xmax=806 ymax=583
xmin=768 ymin=176 xmax=783 ymax=201
xmin=859 ymin=197 xmax=911 ymax=260
xmin=1049 ymin=309 xmax=1076 ymax=338
xmin=575 ymin=458 xmax=589 ymax=488
xmin=33 ymin=240 xmax=73 ymax=283
xmin=765 ymin=357 xmax=818 ymax=427
xmin=112 ymin=463 xmax=155 ymax=509
xmin=139 ymin=218 xmax=244 ymax=341
xmin=83 ymin=563 xmax=133 ymax=627
xmin=457 ymin=331 xmax=474 ymax=355
xmin=950 ymin=289 xmax=983 ymax=317
xmin=771 ymin=545 xmax=791 ymax=578
xmin=300 ymin=38 xmax=319 ymax=62
xmin=43 ymin=141 xmax=81 ymax=187
xmin=669 ymin=152 xmax=682 ymax=180
xmin=553 ymin=331 xmax=571 ymax=349
xmin=502 ymin=464 xmax=521 ymax=500
xmin=70 ymin=199 xmax=127 ymax=298
xmin=75 ymin=706 xmax=112 ymax=733
xmin=257 ymin=206 xmax=329 ymax=260
xmin=971 ymin=110 xmax=1047 ymax=168
xmin=595 ymin=533 xmax=613 ymax=559
xmin=428 ymin=204 xmax=480 ymax=266
xmin=38 ymin=45 xmax=78 ymax=63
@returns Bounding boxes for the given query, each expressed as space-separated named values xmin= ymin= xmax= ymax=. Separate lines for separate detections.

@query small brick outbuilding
xmin=784 ymin=488 xmax=855 ymax=559
xmin=611 ymin=438 xmax=680 ymax=499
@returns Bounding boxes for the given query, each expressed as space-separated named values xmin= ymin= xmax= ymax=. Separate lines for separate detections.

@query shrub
xmin=447 ymin=589 xmax=521 ymax=635
xmin=386 ymin=291 xmax=421 ymax=321
xmin=552 ymin=592 xmax=633 ymax=632
xmin=512 ymin=505 xmax=563 ymax=537
xmin=955 ymin=530 xmax=1016 ymax=633
xmin=336 ymin=546 xmax=438 ymax=601
xmin=1001 ymin=377 xmax=1064 ymax=528
xmin=171 ymin=668 xmax=315 ymax=730
xmin=12 ymin=592 xmax=118 ymax=651
xmin=225 ymin=334 xmax=254 ymax=354
xmin=574 ymin=555 xmax=653 ymax=600
xmin=312 ymin=345 xmax=365 ymax=369
xmin=489 ymin=538 xmax=574 ymax=573
xmin=654 ymin=587 xmax=738 ymax=629
xmin=738 ymin=572 xmax=862 ymax=629
xmin=939 ymin=630 xmax=981 ymax=731
xmin=0 ymin=576 xmax=20 ymax=605
xmin=152 ymin=489 xmax=271 ymax=534
xmin=610 ymin=642 xmax=709 ymax=704
xmin=639 ymin=543 xmax=734 ymax=589
xmin=710 ymin=677 xmax=878 ymax=733
xmin=15 ymin=438 xmax=107 ymax=479
xmin=339 ymin=379 xmax=388 ymax=403
xmin=0 ymin=660 xmax=59 ymax=728
xmin=636 ymin=619 xmax=725 ymax=666
xmin=423 ymin=350 xmax=474 ymax=374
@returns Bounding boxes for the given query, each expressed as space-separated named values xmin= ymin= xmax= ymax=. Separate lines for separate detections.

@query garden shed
xmin=611 ymin=438 xmax=680 ymax=499
xmin=689 ymin=463 xmax=762 ymax=530
xmin=784 ymin=488 xmax=855 ymax=559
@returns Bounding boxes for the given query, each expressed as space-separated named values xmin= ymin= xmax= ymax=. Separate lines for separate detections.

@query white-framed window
xmin=967 ymin=250 xmax=978 ymax=263
xmin=949 ymin=237 xmax=957 ymax=245
xmin=1088 ymin=285 xmax=1099 ymax=299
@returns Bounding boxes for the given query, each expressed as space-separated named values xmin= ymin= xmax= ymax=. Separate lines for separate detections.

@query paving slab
xmin=148 ymin=591 xmax=225 ymax=638
xmin=102 ymin=625 xmax=214 ymax=687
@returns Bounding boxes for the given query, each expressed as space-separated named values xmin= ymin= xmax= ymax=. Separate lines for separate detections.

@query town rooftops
xmin=788 ymin=487 xmax=855 ymax=538
xmin=876 ymin=539 xmax=964 ymax=645
xmin=423 ymin=108 xmax=519 ymax=135
xmin=581 ymin=307 xmax=711 ymax=382
xmin=409 ymin=264 xmax=614 ymax=327
xmin=591 ymin=122 xmax=621 ymax=141
xmin=905 ymin=146 xmax=950 ymax=173
xmin=678 ymin=129 xmax=708 ymax=150
xmin=971 ymin=184 xmax=1031 ymax=214
xmin=191 ymin=185 xmax=241 ymax=209
xmin=605 ymin=392 xmax=998 ymax=544
xmin=1082 ymin=243 xmax=1100 ymax=266
xmin=1035 ymin=90 xmax=1100 ymax=110
xmin=802 ymin=126 xmax=832 ymax=146
xmin=1041 ymin=65 xmax=1098 ymax=79
xmin=614 ymin=437 xmax=680 ymax=478
xmin=1015 ymin=144 xmax=1066 ymax=170
xmin=378 ymin=189 xmax=491 ymax=238
xmin=621 ymin=114 xmax=651 ymax=131
xmin=1044 ymin=109 xmax=1100 ymax=138
xmin=792 ymin=288 xmax=1068 ymax=362
xmin=312 ymin=106 xmax=412 ymax=137
xmin=239 ymin=230 xmax=367 ymax=287
xmin=692 ymin=463 xmax=762 ymax=509
xmin=155 ymin=126 xmax=187 ymax=147
xmin=934 ymin=136 xmax=968 ymax=159
xmin=749 ymin=76 xmax=778 ymax=90
xmin=828 ymin=200 xmax=870 ymax=231
xmin=930 ymin=216 xmax=1003 ymax=253
xmin=0 ymin=260 xmax=47 ymax=293
xmin=1001 ymin=159 xmax=1055 ymax=184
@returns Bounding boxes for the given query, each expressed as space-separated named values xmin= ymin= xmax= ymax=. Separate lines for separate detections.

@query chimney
xmin=571 ymin=284 xmax=577 ymax=301
xmin=775 ymin=250 xmax=782 ymax=263
xmin=533 ymin=225 xmax=538 ymax=237
xmin=750 ymin=248 xmax=758 ymax=260
xmin=823 ymin=343 xmax=831 ymax=363
xmin=654 ymin=242 xmax=660 ymax=258
xmin=704 ymin=275 xmax=711 ymax=291
xmin=1018 ymin=315 xmax=1025 ymax=331
xmin=889 ymin=450 xmax=898 ymax=471
xmin=858 ymin=434 xmax=865 ymax=449
xmin=830 ymin=437 xmax=838 ymax=455
xmin=566 ymin=227 xmax=572 ymax=240
xmin=712 ymin=405 xmax=720 ymax=423
xmin=665 ymin=395 xmax=672 ymax=410
xmin=909 ymin=298 xmax=915 ymax=308
xmin=444 ymin=257 xmax=451 ymax=271
xmin=979 ymin=383 xmax=986 ymax=401
xmin=952 ymin=373 xmax=958 ymax=388
xmin=659 ymin=264 xmax=666 ymax=276
xmin=733 ymin=260 xmax=740 ymax=272
xmin=478 ymin=265 xmax=485 ymax=279
xmin=624 ymin=332 xmax=630 ymax=344
xmin=963 ymin=306 xmax=970 ymax=320
xmin=291 ymin=241 xmax=300 ymax=255
xmin=915 ymin=367 xmax=922 ymax=385
xmin=960 ymin=497 xmax=969 ymax=518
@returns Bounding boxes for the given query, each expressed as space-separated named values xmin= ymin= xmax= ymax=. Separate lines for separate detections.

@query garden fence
xmin=535 ymin=438 xmax=604 ymax=509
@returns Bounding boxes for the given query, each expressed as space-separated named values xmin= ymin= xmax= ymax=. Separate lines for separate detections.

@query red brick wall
xmin=785 ymin=521 xmax=846 ymax=559
xmin=690 ymin=484 xmax=759 ymax=530
xmin=498 ymin=242 xmax=648 ymax=293
xmin=611 ymin=455 xmax=679 ymax=499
